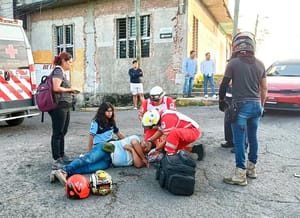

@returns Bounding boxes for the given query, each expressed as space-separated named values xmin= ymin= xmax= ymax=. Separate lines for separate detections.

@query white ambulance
xmin=0 ymin=17 xmax=39 ymax=126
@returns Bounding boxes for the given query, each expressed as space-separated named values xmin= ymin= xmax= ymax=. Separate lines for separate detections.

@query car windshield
xmin=267 ymin=63 xmax=300 ymax=77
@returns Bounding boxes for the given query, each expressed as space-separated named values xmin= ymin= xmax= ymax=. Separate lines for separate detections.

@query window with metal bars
xmin=117 ymin=15 xmax=150 ymax=59
xmin=53 ymin=24 xmax=74 ymax=57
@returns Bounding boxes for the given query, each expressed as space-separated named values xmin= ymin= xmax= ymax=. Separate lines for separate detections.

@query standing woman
xmin=50 ymin=52 xmax=79 ymax=170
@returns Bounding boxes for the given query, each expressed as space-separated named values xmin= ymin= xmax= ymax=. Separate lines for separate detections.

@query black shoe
xmin=192 ymin=144 xmax=205 ymax=161
xmin=188 ymin=95 xmax=195 ymax=98
xmin=221 ymin=142 xmax=234 ymax=148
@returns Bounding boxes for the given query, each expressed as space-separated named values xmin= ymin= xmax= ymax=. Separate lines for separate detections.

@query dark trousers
xmin=224 ymin=97 xmax=233 ymax=144
xmin=48 ymin=102 xmax=71 ymax=160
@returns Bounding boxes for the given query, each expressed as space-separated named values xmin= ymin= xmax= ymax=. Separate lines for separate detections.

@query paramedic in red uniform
xmin=142 ymin=110 xmax=201 ymax=155
xmin=138 ymin=86 xmax=176 ymax=148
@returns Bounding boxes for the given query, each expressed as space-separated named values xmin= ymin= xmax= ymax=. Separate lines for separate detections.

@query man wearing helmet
xmin=219 ymin=31 xmax=267 ymax=186
xmin=138 ymin=86 xmax=176 ymax=149
xmin=142 ymin=110 xmax=203 ymax=159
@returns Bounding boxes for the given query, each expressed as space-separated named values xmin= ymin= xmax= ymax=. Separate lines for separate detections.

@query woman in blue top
xmin=53 ymin=102 xmax=125 ymax=184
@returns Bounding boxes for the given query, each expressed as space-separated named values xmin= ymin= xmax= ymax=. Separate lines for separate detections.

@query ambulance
xmin=0 ymin=17 xmax=39 ymax=126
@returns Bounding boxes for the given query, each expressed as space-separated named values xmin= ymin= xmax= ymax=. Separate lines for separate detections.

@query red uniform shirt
xmin=159 ymin=110 xmax=199 ymax=135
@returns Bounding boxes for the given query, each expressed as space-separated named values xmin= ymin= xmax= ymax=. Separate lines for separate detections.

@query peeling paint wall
xmin=26 ymin=0 xmax=230 ymax=106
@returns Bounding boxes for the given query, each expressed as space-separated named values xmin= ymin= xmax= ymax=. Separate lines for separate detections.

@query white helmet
xmin=149 ymin=86 xmax=166 ymax=102
xmin=142 ymin=110 xmax=160 ymax=128
xmin=90 ymin=170 xmax=112 ymax=196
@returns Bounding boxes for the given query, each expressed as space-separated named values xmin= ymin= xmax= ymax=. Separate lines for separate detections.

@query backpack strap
xmin=41 ymin=111 xmax=44 ymax=123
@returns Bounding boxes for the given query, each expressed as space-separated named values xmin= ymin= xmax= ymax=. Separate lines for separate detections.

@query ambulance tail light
xmin=29 ymin=64 xmax=37 ymax=91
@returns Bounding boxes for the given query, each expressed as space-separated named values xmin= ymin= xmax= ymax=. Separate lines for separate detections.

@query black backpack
xmin=156 ymin=150 xmax=196 ymax=196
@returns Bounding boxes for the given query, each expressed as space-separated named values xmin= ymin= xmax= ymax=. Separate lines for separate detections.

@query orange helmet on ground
xmin=65 ymin=174 xmax=91 ymax=199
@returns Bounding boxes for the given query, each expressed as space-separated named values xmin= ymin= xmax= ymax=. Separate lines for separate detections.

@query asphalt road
xmin=0 ymin=106 xmax=300 ymax=218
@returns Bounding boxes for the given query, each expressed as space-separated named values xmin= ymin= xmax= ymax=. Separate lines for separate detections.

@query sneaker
xmin=212 ymin=94 xmax=217 ymax=99
xmin=188 ymin=94 xmax=195 ymax=98
xmin=221 ymin=142 xmax=234 ymax=148
xmin=54 ymin=169 xmax=68 ymax=186
xmin=192 ymin=143 xmax=205 ymax=161
xmin=204 ymin=94 xmax=208 ymax=98
xmin=102 ymin=142 xmax=115 ymax=153
xmin=133 ymin=106 xmax=138 ymax=110
xmin=223 ymin=168 xmax=247 ymax=186
xmin=51 ymin=158 xmax=65 ymax=170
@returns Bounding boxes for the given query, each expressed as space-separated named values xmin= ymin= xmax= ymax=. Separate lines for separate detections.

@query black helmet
xmin=232 ymin=31 xmax=256 ymax=54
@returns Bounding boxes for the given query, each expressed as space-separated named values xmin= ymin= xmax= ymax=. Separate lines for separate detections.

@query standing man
xmin=128 ymin=60 xmax=144 ymax=109
xmin=219 ymin=32 xmax=267 ymax=186
xmin=182 ymin=50 xmax=197 ymax=98
xmin=200 ymin=52 xmax=216 ymax=98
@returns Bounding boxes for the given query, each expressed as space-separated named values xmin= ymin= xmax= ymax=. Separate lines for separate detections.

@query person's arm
xmin=52 ymin=77 xmax=78 ymax=93
xmin=219 ymin=76 xmax=231 ymax=101
xmin=147 ymin=130 xmax=163 ymax=142
xmin=116 ymin=132 xmax=125 ymax=140
xmin=139 ymin=68 xmax=143 ymax=77
xmin=138 ymin=101 xmax=146 ymax=120
xmin=219 ymin=76 xmax=231 ymax=112
xmin=124 ymin=144 xmax=149 ymax=168
xmin=260 ymin=77 xmax=268 ymax=106
xmin=87 ymin=134 xmax=94 ymax=151
xmin=212 ymin=60 xmax=216 ymax=74
xmin=155 ymin=139 xmax=166 ymax=151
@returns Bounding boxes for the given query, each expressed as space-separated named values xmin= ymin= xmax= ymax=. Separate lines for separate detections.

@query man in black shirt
xmin=128 ymin=60 xmax=145 ymax=109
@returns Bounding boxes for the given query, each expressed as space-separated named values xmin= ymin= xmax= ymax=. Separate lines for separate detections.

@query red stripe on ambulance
xmin=0 ymin=89 xmax=11 ymax=101
xmin=0 ymin=76 xmax=24 ymax=100
xmin=9 ymin=72 xmax=32 ymax=97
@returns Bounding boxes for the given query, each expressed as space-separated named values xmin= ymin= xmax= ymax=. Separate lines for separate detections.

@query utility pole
xmin=254 ymin=14 xmax=259 ymax=40
xmin=232 ymin=0 xmax=240 ymax=37
xmin=135 ymin=0 xmax=141 ymax=66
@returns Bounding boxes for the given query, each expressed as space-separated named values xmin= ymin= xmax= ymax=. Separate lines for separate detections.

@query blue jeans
xmin=63 ymin=143 xmax=111 ymax=176
xmin=183 ymin=77 xmax=194 ymax=95
xmin=203 ymin=75 xmax=215 ymax=95
xmin=231 ymin=101 xmax=262 ymax=169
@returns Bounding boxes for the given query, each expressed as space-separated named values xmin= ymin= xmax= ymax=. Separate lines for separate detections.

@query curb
xmin=79 ymin=97 xmax=219 ymax=112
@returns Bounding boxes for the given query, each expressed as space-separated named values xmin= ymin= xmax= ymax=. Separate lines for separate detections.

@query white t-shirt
xmin=110 ymin=135 xmax=140 ymax=167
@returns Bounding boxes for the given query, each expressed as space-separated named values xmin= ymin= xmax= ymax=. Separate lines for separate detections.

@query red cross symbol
xmin=5 ymin=44 xmax=18 ymax=59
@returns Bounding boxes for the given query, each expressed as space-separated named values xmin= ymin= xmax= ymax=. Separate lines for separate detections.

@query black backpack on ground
xmin=156 ymin=150 xmax=196 ymax=196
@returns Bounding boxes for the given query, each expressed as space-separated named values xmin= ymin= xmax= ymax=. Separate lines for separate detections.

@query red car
xmin=265 ymin=60 xmax=300 ymax=111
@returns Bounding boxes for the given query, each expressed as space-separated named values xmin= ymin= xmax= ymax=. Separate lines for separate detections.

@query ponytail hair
xmin=53 ymin=52 xmax=72 ymax=66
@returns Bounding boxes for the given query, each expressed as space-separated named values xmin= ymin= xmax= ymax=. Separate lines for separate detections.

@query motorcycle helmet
xmin=65 ymin=174 xmax=91 ymax=199
xmin=149 ymin=86 xmax=166 ymax=102
xmin=232 ymin=31 xmax=256 ymax=54
xmin=90 ymin=170 xmax=113 ymax=196
xmin=142 ymin=109 xmax=160 ymax=129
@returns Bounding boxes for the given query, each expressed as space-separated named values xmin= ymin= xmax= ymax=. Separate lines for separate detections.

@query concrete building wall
xmin=24 ymin=0 xmax=230 ymax=105
xmin=187 ymin=0 xmax=230 ymax=74
xmin=28 ymin=0 xmax=183 ymax=102
xmin=0 ymin=0 xmax=13 ymax=18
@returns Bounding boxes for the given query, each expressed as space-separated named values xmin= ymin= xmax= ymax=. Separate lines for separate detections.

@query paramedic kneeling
xmin=142 ymin=110 xmax=201 ymax=155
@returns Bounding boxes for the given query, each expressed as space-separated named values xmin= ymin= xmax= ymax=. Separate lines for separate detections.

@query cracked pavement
xmin=0 ymin=106 xmax=299 ymax=217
